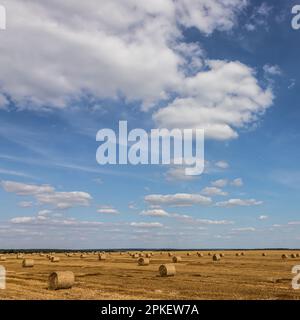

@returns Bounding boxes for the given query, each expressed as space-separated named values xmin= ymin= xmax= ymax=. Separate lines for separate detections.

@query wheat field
xmin=0 ymin=250 xmax=299 ymax=300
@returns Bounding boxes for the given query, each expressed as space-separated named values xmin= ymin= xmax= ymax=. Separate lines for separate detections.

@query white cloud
xmin=97 ymin=206 xmax=119 ymax=214
xmin=1 ymin=180 xmax=54 ymax=195
xmin=18 ymin=201 xmax=33 ymax=208
xmin=11 ymin=216 xmax=35 ymax=224
xmin=215 ymin=161 xmax=229 ymax=169
xmin=230 ymin=178 xmax=243 ymax=187
xmin=263 ymin=64 xmax=281 ymax=76
xmin=216 ymin=198 xmax=263 ymax=207
xmin=130 ymin=222 xmax=163 ymax=228
xmin=164 ymin=167 xmax=197 ymax=182
xmin=145 ymin=193 xmax=212 ymax=207
xmin=258 ymin=215 xmax=268 ymax=220
xmin=232 ymin=227 xmax=256 ymax=232
xmin=197 ymin=219 xmax=233 ymax=225
xmin=36 ymin=191 xmax=92 ymax=209
xmin=201 ymin=187 xmax=228 ymax=196
xmin=211 ymin=179 xmax=228 ymax=188
xmin=140 ymin=209 xmax=169 ymax=217
xmin=0 ymin=0 xmax=248 ymax=111
xmin=154 ymin=60 xmax=273 ymax=140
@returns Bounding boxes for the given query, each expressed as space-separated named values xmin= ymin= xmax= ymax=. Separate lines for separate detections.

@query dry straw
xmin=197 ymin=253 xmax=203 ymax=257
xmin=159 ymin=264 xmax=176 ymax=277
xmin=48 ymin=271 xmax=75 ymax=290
xmin=0 ymin=255 xmax=6 ymax=261
xmin=236 ymin=253 xmax=241 ymax=257
xmin=291 ymin=253 xmax=297 ymax=258
xmin=220 ymin=253 xmax=225 ymax=257
xmin=172 ymin=256 xmax=182 ymax=263
xmin=213 ymin=254 xmax=221 ymax=261
xmin=51 ymin=256 xmax=60 ymax=262
xmin=22 ymin=259 xmax=34 ymax=268
xmin=282 ymin=254 xmax=288 ymax=259
xmin=138 ymin=257 xmax=150 ymax=266
xmin=98 ymin=254 xmax=107 ymax=260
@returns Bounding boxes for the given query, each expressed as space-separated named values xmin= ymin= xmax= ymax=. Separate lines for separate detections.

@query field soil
xmin=0 ymin=250 xmax=299 ymax=300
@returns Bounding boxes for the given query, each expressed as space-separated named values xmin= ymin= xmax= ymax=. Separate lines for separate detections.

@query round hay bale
xmin=241 ymin=252 xmax=245 ymax=256
xmin=139 ymin=253 xmax=145 ymax=257
xmin=22 ymin=259 xmax=34 ymax=268
xmin=159 ymin=264 xmax=176 ymax=277
xmin=197 ymin=253 xmax=203 ymax=257
xmin=17 ymin=254 xmax=24 ymax=259
xmin=132 ymin=253 xmax=139 ymax=259
xmin=145 ymin=253 xmax=151 ymax=258
xmin=187 ymin=252 xmax=191 ymax=256
xmin=297 ymin=253 xmax=300 ymax=258
xmin=236 ymin=253 xmax=241 ymax=257
xmin=291 ymin=253 xmax=297 ymax=258
xmin=168 ymin=252 xmax=173 ymax=257
xmin=282 ymin=254 xmax=288 ymax=260
xmin=208 ymin=252 xmax=211 ymax=256
xmin=172 ymin=256 xmax=182 ymax=263
xmin=220 ymin=253 xmax=225 ymax=257
xmin=39 ymin=253 xmax=44 ymax=257
xmin=80 ymin=254 xmax=87 ymax=259
xmin=138 ymin=257 xmax=150 ymax=266
xmin=0 ymin=255 xmax=6 ymax=261
xmin=262 ymin=253 xmax=266 ymax=256
xmin=213 ymin=254 xmax=221 ymax=261
xmin=98 ymin=254 xmax=107 ymax=260
xmin=48 ymin=271 xmax=75 ymax=290
xmin=51 ymin=256 xmax=60 ymax=263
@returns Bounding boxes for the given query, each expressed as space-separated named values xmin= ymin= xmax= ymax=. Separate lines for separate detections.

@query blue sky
xmin=0 ymin=0 xmax=299 ymax=249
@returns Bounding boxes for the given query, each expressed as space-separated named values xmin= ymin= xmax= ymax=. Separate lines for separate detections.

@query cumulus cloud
xmin=263 ymin=64 xmax=281 ymax=76
xmin=140 ymin=209 xmax=170 ymax=217
xmin=145 ymin=193 xmax=212 ymax=207
xmin=232 ymin=227 xmax=256 ymax=232
xmin=216 ymin=198 xmax=263 ymax=207
xmin=258 ymin=215 xmax=268 ymax=220
xmin=215 ymin=161 xmax=229 ymax=169
xmin=230 ymin=178 xmax=243 ymax=187
xmin=10 ymin=214 xmax=103 ymax=228
xmin=36 ymin=191 xmax=92 ymax=209
xmin=1 ymin=180 xmax=92 ymax=209
xmin=211 ymin=179 xmax=228 ymax=188
xmin=1 ymin=180 xmax=54 ymax=195
xmin=153 ymin=60 xmax=273 ymax=140
xmin=201 ymin=187 xmax=228 ymax=196
xmin=97 ymin=206 xmax=119 ymax=214
xmin=18 ymin=201 xmax=33 ymax=208
xmin=0 ymin=0 xmax=248 ymax=111
xmin=130 ymin=222 xmax=163 ymax=228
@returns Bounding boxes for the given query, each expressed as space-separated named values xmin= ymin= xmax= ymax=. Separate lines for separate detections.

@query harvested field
xmin=0 ymin=250 xmax=300 ymax=300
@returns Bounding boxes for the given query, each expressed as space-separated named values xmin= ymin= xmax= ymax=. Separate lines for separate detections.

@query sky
xmin=0 ymin=0 xmax=299 ymax=249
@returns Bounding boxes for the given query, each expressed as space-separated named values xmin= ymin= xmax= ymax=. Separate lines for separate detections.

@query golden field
xmin=0 ymin=250 xmax=300 ymax=300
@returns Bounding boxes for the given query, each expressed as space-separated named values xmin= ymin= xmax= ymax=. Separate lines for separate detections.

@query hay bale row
xmin=213 ymin=254 xmax=221 ymax=261
xmin=138 ymin=257 xmax=150 ymax=266
xmin=48 ymin=271 xmax=74 ymax=290
xmin=22 ymin=259 xmax=34 ymax=268
xmin=159 ymin=264 xmax=176 ymax=277
xmin=172 ymin=256 xmax=182 ymax=263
